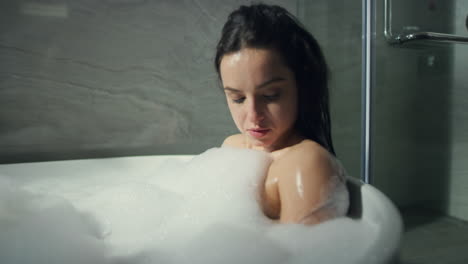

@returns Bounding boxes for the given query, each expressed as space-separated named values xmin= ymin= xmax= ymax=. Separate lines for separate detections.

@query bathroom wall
xmin=447 ymin=0 xmax=468 ymax=220
xmin=0 ymin=0 xmax=295 ymax=163
xmin=299 ymin=0 xmax=362 ymax=179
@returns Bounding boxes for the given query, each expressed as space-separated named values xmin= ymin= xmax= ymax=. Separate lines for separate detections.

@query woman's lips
xmin=247 ymin=128 xmax=270 ymax=138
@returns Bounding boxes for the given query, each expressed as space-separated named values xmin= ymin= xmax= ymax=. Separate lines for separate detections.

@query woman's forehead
xmin=220 ymin=48 xmax=292 ymax=86
xmin=221 ymin=48 xmax=283 ymax=68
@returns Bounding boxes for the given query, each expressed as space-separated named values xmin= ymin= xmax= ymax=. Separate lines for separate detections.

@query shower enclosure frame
xmin=361 ymin=0 xmax=376 ymax=184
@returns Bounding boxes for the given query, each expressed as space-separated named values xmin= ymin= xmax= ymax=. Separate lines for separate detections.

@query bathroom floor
xmin=399 ymin=207 xmax=468 ymax=264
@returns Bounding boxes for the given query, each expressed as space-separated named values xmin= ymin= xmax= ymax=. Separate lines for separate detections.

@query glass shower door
xmin=372 ymin=0 xmax=468 ymax=263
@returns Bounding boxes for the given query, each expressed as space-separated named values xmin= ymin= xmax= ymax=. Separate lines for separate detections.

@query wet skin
xmin=220 ymin=48 xmax=339 ymax=224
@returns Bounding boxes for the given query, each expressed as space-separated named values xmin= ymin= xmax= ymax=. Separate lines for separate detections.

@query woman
xmin=215 ymin=4 xmax=349 ymax=225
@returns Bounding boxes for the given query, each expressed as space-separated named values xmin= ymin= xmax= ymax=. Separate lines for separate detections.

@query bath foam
xmin=0 ymin=147 xmax=366 ymax=264
xmin=0 ymin=177 xmax=109 ymax=264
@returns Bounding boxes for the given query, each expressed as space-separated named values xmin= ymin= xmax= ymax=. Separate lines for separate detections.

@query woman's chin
xmin=246 ymin=137 xmax=275 ymax=151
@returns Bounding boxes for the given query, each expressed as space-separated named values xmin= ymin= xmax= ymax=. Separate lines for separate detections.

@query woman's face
xmin=220 ymin=48 xmax=300 ymax=152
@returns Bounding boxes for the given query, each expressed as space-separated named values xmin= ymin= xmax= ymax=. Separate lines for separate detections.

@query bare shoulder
xmin=269 ymin=140 xmax=338 ymax=223
xmin=221 ymin=134 xmax=244 ymax=148
xmin=273 ymin=140 xmax=335 ymax=174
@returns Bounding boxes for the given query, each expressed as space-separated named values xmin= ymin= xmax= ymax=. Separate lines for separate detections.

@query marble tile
xmin=300 ymin=0 xmax=363 ymax=179
xmin=0 ymin=0 xmax=295 ymax=162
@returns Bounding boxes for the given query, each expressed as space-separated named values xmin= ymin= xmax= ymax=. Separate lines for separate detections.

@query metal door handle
xmin=384 ymin=0 xmax=468 ymax=45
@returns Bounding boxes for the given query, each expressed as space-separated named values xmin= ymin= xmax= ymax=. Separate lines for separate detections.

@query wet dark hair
xmin=214 ymin=3 xmax=335 ymax=155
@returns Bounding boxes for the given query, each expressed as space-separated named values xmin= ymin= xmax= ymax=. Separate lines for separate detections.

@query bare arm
xmin=272 ymin=142 xmax=337 ymax=224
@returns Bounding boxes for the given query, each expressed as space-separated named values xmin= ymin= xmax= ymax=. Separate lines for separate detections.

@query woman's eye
xmin=232 ymin=97 xmax=245 ymax=104
xmin=263 ymin=93 xmax=279 ymax=101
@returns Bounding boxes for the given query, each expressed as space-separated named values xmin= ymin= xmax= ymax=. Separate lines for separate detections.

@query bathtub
xmin=0 ymin=153 xmax=403 ymax=264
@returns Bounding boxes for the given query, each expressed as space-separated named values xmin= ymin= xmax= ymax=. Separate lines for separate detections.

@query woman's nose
xmin=247 ymin=99 xmax=264 ymax=122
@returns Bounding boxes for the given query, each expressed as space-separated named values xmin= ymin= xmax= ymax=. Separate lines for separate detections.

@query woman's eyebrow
xmin=223 ymin=77 xmax=286 ymax=92
xmin=223 ymin=87 xmax=241 ymax=93
xmin=256 ymin=77 xmax=286 ymax=89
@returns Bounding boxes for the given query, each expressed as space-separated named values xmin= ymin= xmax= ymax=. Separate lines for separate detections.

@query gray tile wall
xmin=299 ymin=0 xmax=362 ymax=179
xmin=0 ymin=0 xmax=295 ymax=163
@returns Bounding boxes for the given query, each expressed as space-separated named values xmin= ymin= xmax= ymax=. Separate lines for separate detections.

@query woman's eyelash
xmin=263 ymin=93 xmax=279 ymax=100
xmin=231 ymin=93 xmax=279 ymax=104
xmin=233 ymin=97 xmax=245 ymax=104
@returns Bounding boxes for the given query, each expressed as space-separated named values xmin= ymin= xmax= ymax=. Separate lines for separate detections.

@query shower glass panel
xmin=373 ymin=0 xmax=468 ymax=262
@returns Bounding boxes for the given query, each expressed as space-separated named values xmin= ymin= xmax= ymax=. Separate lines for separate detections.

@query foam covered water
xmin=0 ymin=147 xmax=375 ymax=264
